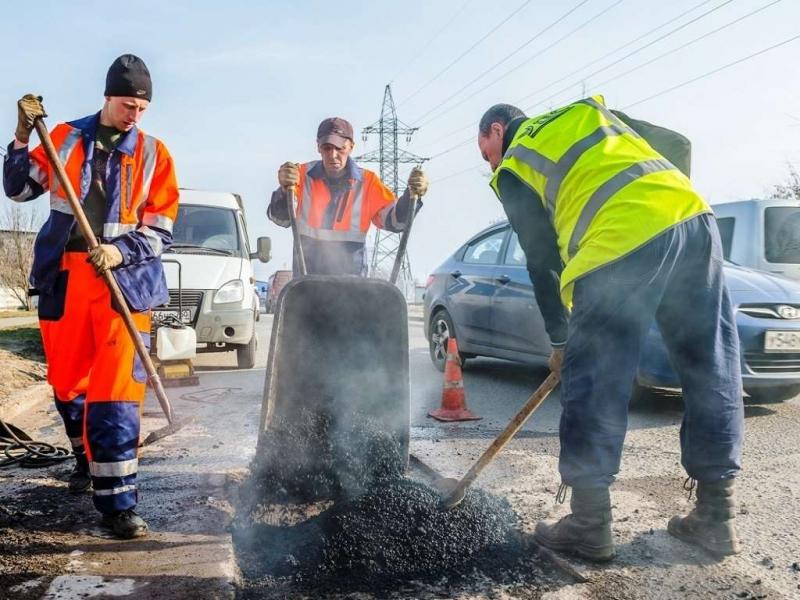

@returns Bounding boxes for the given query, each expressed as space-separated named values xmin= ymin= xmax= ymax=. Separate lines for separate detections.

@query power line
xmin=397 ymin=0 xmax=533 ymax=107
xmin=521 ymin=0 xmax=736 ymax=111
xmin=426 ymin=0 xmax=735 ymax=160
xmin=390 ymin=0 xmax=474 ymax=85
xmin=420 ymin=0 xmax=720 ymax=154
xmin=588 ymin=0 xmax=783 ymax=96
xmin=430 ymin=162 xmax=486 ymax=184
xmin=415 ymin=0 xmax=623 ymax=128
xmin=410 ymin=0 xmax=595 ymax=126
xmin=623 ymin=31 xmax=800 ymax=109
xmin=430 ymin=28 xmax=800 ymax=180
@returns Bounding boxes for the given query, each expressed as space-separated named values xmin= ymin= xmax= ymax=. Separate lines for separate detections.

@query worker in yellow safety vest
xmin=478 ymin=97 xmax=744 ymax=562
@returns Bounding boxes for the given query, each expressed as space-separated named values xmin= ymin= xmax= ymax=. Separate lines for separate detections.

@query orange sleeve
xmin=144 ymin=140 xmax=179 ymax=226
xmin=366 ymin=172 xmax=398 ymax=228
xmin=27 ymin=138 xmax=52 ymax=191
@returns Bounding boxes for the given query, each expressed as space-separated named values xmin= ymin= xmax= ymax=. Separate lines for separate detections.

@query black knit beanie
xmin=104 ymin=54 xmax=152 ymax=101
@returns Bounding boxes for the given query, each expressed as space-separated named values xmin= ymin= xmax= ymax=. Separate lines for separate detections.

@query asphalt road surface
xmin=3 ymin=310 xmax=798 ymax=599
xmin=190 ymin=308 xmax=800 ymax=599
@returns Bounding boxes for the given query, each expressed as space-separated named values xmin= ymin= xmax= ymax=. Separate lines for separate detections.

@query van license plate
xmin=764 ymin=330 xmax=800 ymax=352
xmin=153 ymin=309 xmax=192 ymax=325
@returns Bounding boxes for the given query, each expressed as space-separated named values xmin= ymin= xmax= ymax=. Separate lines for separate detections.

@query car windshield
xmin=168 ymin=205 xmax=241 ymax=256
xmin=765 ymin=206 xmax=800 ymax=264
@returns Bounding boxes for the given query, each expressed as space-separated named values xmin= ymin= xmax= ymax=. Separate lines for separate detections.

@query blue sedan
xmin=424 ymin=222 xmax=800 ymax=402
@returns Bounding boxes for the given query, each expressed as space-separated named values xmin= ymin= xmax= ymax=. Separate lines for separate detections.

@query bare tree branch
xmin=772 ymin=163 xmax=800 ymax=201
xmin=0 ymin=205 xmax=41 ymax=310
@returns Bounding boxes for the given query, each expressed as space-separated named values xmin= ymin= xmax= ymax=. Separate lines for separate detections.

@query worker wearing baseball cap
xmin=268 ymin=117 xmax=429 ymax=276
xmin=3 ymin=54 xmax=179 ymax=539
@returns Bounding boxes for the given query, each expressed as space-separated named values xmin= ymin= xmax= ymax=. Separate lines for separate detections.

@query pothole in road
xmin=231 ymin=413 xmax=570 ymax=599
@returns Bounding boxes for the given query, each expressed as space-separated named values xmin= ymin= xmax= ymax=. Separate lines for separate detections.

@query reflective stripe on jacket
xmin=295 ymin=160 xmax=405 ymax=243
xmin=269 ymin=159 xmax=408 ymax=242
xmin=2 ymin=113 xmax=179 ymax=310
xmin=490 ymin=95 xmax=710 ymax=306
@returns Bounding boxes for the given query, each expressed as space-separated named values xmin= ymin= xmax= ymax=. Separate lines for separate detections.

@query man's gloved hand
xmin=548 ymin=347 xmax=564 ymax=377
xmin=407 ymin=167 xmax=429 ymax=198
xmin=16 ymin=94 xmax=46 ymax=145
xmin=278 ymin=162 xmax=300 ymax=191
xmin=88 ymin=244 xmax=123 ymax=274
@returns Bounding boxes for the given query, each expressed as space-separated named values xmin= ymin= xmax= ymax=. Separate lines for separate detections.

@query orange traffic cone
xmin=428 ymin=338 xmax=482 ymax=422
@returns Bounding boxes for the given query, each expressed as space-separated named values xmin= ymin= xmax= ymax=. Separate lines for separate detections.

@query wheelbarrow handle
xmin=389 ymin=194 xmax=419 ymax=285
xmin=286 ymin=186 xmax=307 ymax=276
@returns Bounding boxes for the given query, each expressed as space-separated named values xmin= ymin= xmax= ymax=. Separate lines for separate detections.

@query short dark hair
xmin=479 ymin=104 xmax=526 ymax=135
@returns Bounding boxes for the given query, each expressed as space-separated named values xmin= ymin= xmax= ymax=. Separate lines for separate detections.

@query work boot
xmin=668 ymin=478 xmax=741 ymax=557
xmin=534 ymin=486 xmax=615 ymax=562
xmin=68 ymin=454 xmax=91 ymax=494
xmin=101 ymin=509 xmax=148 ymax=539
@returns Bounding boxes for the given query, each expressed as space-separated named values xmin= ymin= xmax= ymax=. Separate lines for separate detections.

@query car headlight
xmin=214 ymin=280 xmax=244 ymax=304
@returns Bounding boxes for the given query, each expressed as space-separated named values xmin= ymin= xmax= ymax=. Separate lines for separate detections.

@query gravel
xmin=308 ymin=478 xmax=518 ymax=583
xmin=249 ymin=410 xmax=405 ymax=501
xmin=236 ymin=415 xmax=557 ymax=597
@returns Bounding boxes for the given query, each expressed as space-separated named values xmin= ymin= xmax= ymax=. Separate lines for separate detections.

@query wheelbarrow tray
xmin=258 ymin=275 xmax=410 ymax=467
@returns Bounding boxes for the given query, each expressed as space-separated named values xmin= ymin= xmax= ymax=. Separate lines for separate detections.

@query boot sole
xmin=100 ymin=523 xmax=148 ymax=539
xmin=667 ymin=517 xmax=741 ymax=557
xmin=68 ymin=483 xmax=92 ymax=494
xmin=100 ymin=518 xmax=149 ymax=540
xmin=534 ymin=531 xmax=616 ymax=562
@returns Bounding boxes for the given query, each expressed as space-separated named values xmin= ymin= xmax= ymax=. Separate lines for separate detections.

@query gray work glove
xmin=88 ymin=244 xmax=123 ymax=274
xmin=278 ymin=162 xmax=300 ymax=191
xmin=16 ymin=94 xmax=46 ymax=145
xmin=548 ymin=347 xmax=564 ymax=377
xmin=407 ymin=167 xmax=429 ymax=199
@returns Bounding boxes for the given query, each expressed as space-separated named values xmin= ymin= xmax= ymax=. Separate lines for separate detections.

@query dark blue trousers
xmin=559 ymin=214 xmax=744 ymax=488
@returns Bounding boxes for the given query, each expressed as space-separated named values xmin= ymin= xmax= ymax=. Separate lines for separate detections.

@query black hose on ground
xmin=0 ymin=418 xmax=71 ymax=468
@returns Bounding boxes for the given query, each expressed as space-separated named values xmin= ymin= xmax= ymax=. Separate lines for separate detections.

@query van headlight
xmin=214 ymin=280 xmax=244 ymax=304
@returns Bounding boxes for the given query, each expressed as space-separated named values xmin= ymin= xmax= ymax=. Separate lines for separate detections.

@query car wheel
xmin=746 ymin=384 xmax=800 ymax=403
xmin=237 ymin=331 xmax=257 ymax=369
xmin=429 ymin=309 xmax=467 ymax=372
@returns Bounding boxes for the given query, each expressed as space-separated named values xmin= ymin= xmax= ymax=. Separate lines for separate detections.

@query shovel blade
xmin=141 ymin=416 xmax=192 ymax=446
xmin=433 ymin=477 xmax=466 ymax=510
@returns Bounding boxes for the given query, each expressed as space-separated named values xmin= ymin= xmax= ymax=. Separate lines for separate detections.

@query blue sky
xmin=2 ymin=0 xmax=799 ymax=281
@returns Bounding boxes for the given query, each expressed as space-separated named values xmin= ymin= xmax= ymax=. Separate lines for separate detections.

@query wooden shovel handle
xmin=450 ymin=371 xmax=560 ymax=500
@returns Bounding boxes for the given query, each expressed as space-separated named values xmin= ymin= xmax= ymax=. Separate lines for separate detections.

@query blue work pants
xmin=559 ymin=213 xmax=744 ymax=488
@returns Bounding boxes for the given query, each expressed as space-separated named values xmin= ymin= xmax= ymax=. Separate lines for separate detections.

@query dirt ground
xmin=0 ymin=326 xmax=47 ymax=409
xmin=0 ymin=324 xmax=76 ymax=599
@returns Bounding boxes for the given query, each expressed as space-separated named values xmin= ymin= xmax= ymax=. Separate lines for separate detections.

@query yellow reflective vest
xmin=490 ymin=95 xmax=710 ymax=306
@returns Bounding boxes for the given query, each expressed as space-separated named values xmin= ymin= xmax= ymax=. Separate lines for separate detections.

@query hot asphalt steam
xmin=235 ymin=414 xmax=559 ymax=596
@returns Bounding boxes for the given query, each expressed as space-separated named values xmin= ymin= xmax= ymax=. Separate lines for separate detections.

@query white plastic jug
xmin=156 ymin=326 xmax=197 ymax=361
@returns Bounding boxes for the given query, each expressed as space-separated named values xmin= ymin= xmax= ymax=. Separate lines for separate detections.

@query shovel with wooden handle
xmin=435 ymin=371 xmax=560 ymax=509
xmin=33 ymin=118 xmax=187 ymax=446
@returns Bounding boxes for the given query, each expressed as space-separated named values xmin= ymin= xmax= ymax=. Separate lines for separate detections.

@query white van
xmin=155 ymin=189 xmax=271 ymax=368
xmin=713 ymin=198 xmax=800 ymax=280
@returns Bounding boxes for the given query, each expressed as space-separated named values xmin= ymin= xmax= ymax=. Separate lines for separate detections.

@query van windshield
xmin=168 ymin=205 xmax=242 ymax=257
xmin=765 ymin=206 xmax=800 ymax=264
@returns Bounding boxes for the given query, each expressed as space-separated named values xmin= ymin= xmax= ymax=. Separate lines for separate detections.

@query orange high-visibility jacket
xmin=269 ymin=159 xmax=410 ymax=243
xmin=3 ymin=112 xmax=179 ymax=311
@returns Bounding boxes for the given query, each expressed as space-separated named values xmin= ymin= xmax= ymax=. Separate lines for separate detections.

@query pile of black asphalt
xmin=235 ymin=411 xmax=563 ymax=596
